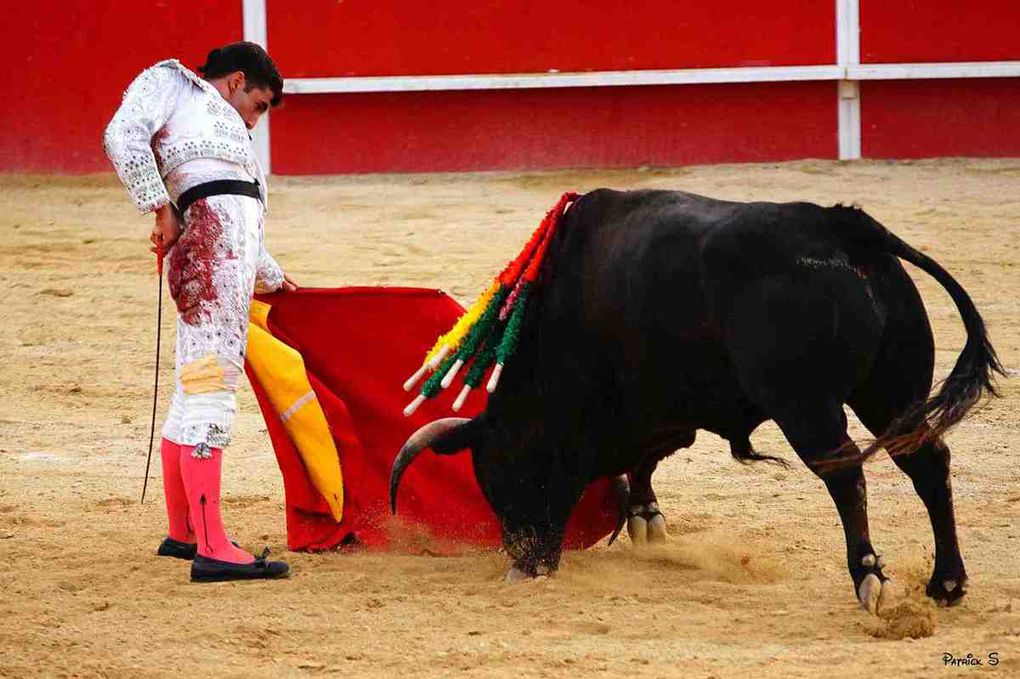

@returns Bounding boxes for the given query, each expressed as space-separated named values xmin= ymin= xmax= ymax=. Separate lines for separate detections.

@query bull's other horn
xmin=606 ymin=475 xmax=630 ymax=547
xmin=389 ymin=417 xmax=470 ymax=514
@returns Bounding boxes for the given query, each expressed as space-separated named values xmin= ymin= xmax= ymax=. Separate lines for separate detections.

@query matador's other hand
xmin=281 ymin=273 xmax=299 ymax=292
xmin=150 ymin=203 xmax=182 ymax=255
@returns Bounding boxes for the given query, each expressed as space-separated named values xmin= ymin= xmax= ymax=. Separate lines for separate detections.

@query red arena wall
xmin=856 ymin=0 xmax=1020 ymax=159
xmin=0 ymin=1 xmax=241 ymax=174
xmin=269 ymin=1 xmax=835 ymax=76
xmin=272 ymin=83 xmax=836 ymax=174
xmin=0 ymin=0 xmax=1017 ymax=174
xmin=862 ymin=79 xmax=1020 ymax=159
xmin=860 ymin=0 xmax=1019 ymax=63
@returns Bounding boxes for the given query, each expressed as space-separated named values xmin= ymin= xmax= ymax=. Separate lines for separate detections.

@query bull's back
xmin=567 ymin=189 xmax=740 ymax=341
xmin=554 ymin=189 xmax=890 ymax=425
xmin=569 ymin=189 xmax=887 ymax=327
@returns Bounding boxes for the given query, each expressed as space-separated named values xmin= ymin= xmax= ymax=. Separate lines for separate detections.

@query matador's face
xmin=220 ymin=72 xmax=275 ymax=131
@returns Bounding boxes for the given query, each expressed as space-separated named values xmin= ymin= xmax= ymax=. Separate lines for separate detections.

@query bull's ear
xmin=430 ymin=418 xmax=481 ymax=454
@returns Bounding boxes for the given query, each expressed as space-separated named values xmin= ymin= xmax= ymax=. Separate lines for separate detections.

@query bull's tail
xmin=884 ymin=234 xmax=1004 ymax=446
xmin=836 ymin=206 xmax=1005 ymax=451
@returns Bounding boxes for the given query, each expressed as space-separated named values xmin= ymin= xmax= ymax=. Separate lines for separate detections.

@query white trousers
xmin=161 ymin=194 xmax=264 ymax=448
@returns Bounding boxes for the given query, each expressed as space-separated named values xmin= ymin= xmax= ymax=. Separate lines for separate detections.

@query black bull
xmin=391 ymin=189 xmax=1002 ymax=611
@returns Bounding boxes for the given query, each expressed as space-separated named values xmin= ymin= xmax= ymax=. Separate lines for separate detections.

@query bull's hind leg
xmin=769 ymin=400 xmax=892 ymax=614
xmin=892 ymin=439 xmax=965 ymax=604
xmin=848 ymin=258 xmax=967 ymax=605
xmin=719 ymin=269 xmax=888 ymax=610
xmin=850 ymin=384 xmax=968 ymax=605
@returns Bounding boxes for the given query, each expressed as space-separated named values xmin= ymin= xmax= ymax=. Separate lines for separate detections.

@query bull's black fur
xmin=400 ymin=189 xmax=1003 ymax=606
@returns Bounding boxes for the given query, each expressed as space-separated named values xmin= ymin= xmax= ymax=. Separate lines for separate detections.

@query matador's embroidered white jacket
xmin=104 ymin=59 xmax=266 ymax=212
xmin=104 ymin=59 xmax=285 ymax=448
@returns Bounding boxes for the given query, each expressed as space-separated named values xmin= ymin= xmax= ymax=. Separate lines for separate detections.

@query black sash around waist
xmin=176 ymin=179 xmax=262 ymax=217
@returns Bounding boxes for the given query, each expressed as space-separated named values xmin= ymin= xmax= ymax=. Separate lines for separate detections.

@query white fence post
xmin=243 ymin=0 xmax=271 ymax=174
xmin=837 ymin=0 xmax=862 ymax=160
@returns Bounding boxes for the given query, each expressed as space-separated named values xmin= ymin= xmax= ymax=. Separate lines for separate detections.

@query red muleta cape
xmin=246 ymin=287 xmax=617 ymax=552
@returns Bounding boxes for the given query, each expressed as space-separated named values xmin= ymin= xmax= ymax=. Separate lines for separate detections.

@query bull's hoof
xmin=857 ymin=574 xmax=882 ymax=614
xmin=628 ymin=502 xmax=667 ymax=546
xmin=504 ymin=563 xmax=551 ymax=583
xmin=926 ymin=575 xmax=968 ymax=606
xmin=855 ymin=552 xmax=895 ymax=615
xmin=647 ymin=513 xmax=668 ymax=543
xmin=628 ymin=514 xmax=647 ymax=544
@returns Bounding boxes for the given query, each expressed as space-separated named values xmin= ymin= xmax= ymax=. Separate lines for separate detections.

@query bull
xmin=390 ymin=189 xmax=1003 ymax=613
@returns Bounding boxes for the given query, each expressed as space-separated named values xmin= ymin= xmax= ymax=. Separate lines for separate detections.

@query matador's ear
xmin=226 ymin=70 xmax=246 ymax=94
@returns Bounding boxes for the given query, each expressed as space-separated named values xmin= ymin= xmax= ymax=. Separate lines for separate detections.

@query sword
xmin=141 ymin=238 xmax=165 ymax=505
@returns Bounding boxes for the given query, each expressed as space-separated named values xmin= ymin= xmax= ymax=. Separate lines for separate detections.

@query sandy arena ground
xmin=1 ymin=159 xmax=1018 ymax=678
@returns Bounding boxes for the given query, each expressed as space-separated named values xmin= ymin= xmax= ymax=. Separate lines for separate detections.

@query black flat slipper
xmin=190 ymin=548 xmax=290 ymax=583
xmin=156 ymin=537 xmax=198 ymax=560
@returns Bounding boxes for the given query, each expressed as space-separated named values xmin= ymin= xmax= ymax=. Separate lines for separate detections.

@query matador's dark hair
xmin=199 ymin=42 xmax=283 ymax=107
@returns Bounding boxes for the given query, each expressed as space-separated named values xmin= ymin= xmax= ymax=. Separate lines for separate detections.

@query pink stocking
xmin=179 ymin=445 xmax=253 ymax=564
xmin=160 ymin=438 xmax=194 ymax=543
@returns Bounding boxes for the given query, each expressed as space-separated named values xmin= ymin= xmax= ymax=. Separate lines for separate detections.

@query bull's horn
xmin=606 ymin=475 xmax=630 ymax=547
xmin=389 ymin=417 xmax=471 ymax=515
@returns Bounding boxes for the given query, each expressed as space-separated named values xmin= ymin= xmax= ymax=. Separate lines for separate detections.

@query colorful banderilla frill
xmin=403 ymin=192 xmax=579 ymax=415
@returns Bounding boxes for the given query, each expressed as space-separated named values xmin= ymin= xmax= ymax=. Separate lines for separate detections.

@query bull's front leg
xmin=626 ymin=430 xmax=696 ymax=546
xmin=626 ymin=453 xmax=668 ymax=545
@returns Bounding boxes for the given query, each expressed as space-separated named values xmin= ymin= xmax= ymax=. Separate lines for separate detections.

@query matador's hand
xmin=150 ymin=204 xmax=182 ymax=255
xmin=281 ymin=273 xmax=299 ymax=292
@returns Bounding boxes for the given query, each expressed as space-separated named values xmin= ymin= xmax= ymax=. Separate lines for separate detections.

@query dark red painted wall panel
xmin=269 ymin=1 xmax=835 ymax=77
xmin=0 ymin=1 xmax=241 ymax=173
xmin=861 ymin=0 xmax=1020 ymax=63
xmin=862 ymin=79 xmax=1020 ymax=158
xmin=270 ymin=82 xmax=837 ymax=174
xmin=5 ymin=1 xmax=1019 ymax=174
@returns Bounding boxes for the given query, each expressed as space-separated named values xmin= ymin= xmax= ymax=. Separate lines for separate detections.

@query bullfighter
xmin=105 ymin=42 xmax=294 ymax=582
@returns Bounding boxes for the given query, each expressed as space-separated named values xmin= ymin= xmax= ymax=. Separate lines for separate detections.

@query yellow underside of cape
xmin=246 ymin=300 xmax=344 ymax=522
